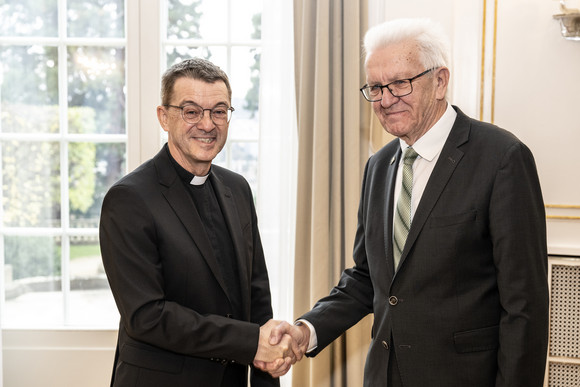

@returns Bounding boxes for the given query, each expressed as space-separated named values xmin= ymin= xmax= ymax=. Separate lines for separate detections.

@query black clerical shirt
xmin=167 ymin=148 xmax=243 ymax=320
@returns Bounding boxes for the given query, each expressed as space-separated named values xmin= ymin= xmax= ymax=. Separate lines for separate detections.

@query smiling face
xmin=157 ymin=77 xmax=230 ymax=176
xmin=365 ymin=40 xmax=449 ymax=145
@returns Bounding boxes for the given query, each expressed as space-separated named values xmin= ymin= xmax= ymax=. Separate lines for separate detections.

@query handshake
xmin=253 ymin=320 xmax=311 ymax=378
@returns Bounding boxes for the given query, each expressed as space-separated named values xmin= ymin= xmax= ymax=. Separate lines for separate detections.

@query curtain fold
xmin=292 ymin=0 xmax=373 ymax=386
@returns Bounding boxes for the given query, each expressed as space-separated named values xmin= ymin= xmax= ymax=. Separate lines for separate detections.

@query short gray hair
xmin=363 ymin=18 xmax=450 ymax=70
xmin=161 ymin=58 xmax=232 ymax=106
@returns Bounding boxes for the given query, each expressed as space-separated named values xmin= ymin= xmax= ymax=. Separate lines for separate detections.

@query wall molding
xmin=545 ymin=204 xmax=580 ymax=220
xmin=479 ymin=0 xmax=498 ymax=123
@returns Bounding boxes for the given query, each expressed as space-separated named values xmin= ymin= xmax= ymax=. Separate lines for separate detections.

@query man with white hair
xmin=258 ymin=18 xmax=549 ymax=387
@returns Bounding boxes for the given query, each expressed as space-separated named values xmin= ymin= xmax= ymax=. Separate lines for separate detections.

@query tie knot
xmin=403 ymin=147 xmax=419 ymax=166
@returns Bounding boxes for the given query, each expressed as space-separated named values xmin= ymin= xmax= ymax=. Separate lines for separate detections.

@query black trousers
xmin=220 ymin=363 xmax=247 ymax=387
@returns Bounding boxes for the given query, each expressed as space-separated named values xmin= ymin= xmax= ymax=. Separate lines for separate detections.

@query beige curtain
xmin=292 ymin=0 xmax=377 ymax=386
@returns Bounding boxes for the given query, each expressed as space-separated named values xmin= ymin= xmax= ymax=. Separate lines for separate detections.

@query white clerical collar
xmin=190 ymin=174 xmax=210 ymax=186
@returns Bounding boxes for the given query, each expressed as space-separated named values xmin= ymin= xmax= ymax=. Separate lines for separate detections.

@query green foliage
xmin=1 ymin=104 xmax=97 ymax=227
xmin=69 ymin=142 xmax=97 ymax=213
xmin=67 ymin=0 xmax=124 ymax=38
xmin=70 ymin=243 xmax=100 ymax=260
xmin=68 ymin=108 xmax=97 ymax=213
xmin=67 ymin=45 xmax=126 ymax=135
xmin=0 ymin=45 xmax=59 ymax=106
xmin=4 ymin=236 xmax=61 ymax=280
xmin=166 ymin=0 xmax=209 ymax=66
xmin=244 ymin=13 xmax=261 ymax=118
xmin=167 ymin=0 xmax=202 ymax=40
xmin=250 ymin=12 xmax=261 ymax=40
xmin=0 ymin=0 xmax=59 ymax=37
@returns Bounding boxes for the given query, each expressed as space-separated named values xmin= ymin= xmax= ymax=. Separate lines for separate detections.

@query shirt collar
xmin=166 ymin=144 xmax=211 ymax=186
xmin=190 ymin=174 xmax=210 ymax=186
xmin=399 ymin=103 xmax=457 ymax=162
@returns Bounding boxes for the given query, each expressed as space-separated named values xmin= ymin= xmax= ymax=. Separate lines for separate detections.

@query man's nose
xmin=380 ymin=88 xmax=400 ymax=108
xmin=197 ymin=110 xmax=215 ymax=130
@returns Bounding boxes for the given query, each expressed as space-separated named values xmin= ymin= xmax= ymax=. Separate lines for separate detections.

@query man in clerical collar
xmin=100 ymin=58 xmax=293 ymax=387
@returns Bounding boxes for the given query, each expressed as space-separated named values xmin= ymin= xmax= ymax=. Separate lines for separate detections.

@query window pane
xmin=2 ymin=141 xmax=61 ymax=228
xmin=229 ymin=47 xmax=260 ymax=140
xmin=165 ymin=45 xmax=227 ymax=70
xmin=197 ymin=0 xmax=227 ymax=41
xmin=213 ymin=147 xmax=226 ymax=165
xmin=3 ymin=235 xmax=63 ymax=327
xmin=67 ymin=0 xmax=125 ymax=38
xmin=167 ymin=0 xmax=227 ymax=41
xmin=70 ymin=142 xmax=126 ymax=228
xmin=0 ymin=45 xmax=59 ymax=133
xmin=68 ymin=240 xmax=118 ymax=325
xmin=230 ymin=142 xmax=258 ymax=190
xmin=68 ymin=46 xmax=126 ymax=134
xmin=231 ymin=0 xmax=262 ymax=42
xmin=0 ymin=0 xmax=58 ymax=37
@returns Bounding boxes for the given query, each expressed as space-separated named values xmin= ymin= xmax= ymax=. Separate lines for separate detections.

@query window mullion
xmin=127 ymin=0 xmax=163 ymax=168
xmin=58 ymin=0 xmax=71 ymax=325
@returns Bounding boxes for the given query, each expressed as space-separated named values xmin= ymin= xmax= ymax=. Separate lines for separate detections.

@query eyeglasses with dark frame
xmin=360 ymin=68 xmax=436 ymax=102
xmin=164 ymin=104 xmax=235 ymax=125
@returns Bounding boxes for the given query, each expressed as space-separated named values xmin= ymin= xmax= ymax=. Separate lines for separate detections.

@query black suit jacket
xmin=100 ymin=145 xmax=278 ymax=386
xmin=301 ymin=107 xmax=549 ymax=387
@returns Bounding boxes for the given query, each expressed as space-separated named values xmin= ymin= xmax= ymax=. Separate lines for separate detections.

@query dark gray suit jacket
xmin=100 ymin=145 xmax=278 ymax=386
xmin=301 ymin=106 xmax=549 ymax=387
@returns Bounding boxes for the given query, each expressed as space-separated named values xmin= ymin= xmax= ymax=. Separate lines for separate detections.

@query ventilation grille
xmin=548 ymin=362 xmax=580 ymax=387
xmin=549 ymin=264 xmax=580 ymax=359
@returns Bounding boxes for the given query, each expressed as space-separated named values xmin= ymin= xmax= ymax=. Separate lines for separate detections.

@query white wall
xmin=2 ymin=330 xmax=116 ymax=387
xmin=493 ymin=0 xmax=580 ymax=255
xmin=375 ymin=0 xmax=580 ymax=256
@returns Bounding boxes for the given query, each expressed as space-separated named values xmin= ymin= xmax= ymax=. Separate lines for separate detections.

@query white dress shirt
xmin=393 ymin=103 xmax=457 ymax=224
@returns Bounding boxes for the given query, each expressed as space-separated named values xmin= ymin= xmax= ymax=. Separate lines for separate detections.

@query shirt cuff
xmin=296 ymin=319 xmax=318 ymax=353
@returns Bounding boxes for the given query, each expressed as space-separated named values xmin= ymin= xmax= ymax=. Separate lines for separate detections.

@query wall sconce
xmin=553 ymin=0 xmax=580 ymax=40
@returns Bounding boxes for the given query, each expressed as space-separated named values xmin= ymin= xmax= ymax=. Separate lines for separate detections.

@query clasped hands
xmin=253 ymin=319 xmax=310 ymax=378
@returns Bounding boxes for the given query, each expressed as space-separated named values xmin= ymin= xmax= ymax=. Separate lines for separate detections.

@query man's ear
xmin=434 ymin=67 xmax=450 ymax=100
xmin=157 ymin=105 xmax=169 ymax=132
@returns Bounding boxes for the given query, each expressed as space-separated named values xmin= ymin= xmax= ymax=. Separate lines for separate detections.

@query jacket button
xmin=389 ymin=296 xmax=398 ymax=306
xmin=382 ymin=340 xmax=389 ymax=350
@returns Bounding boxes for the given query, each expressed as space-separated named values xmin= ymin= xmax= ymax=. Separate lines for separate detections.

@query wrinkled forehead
xmin=365 ymin=41 xmax=423 ymax=82
xmin=172 ymin=77 xmax=230 ymax=105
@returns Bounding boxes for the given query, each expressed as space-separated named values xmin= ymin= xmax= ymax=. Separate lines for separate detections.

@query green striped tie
xmin=393 ymin=147 xmax=419 ymax=270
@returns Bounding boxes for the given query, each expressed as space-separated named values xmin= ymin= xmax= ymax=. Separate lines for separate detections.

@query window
xmin=1 ymin=0 xmax=294 ymax=340
xmin=162 ymin=0 xmax=262 ymax=194
xmin=0 ymin=0 xmax=126 ymax=327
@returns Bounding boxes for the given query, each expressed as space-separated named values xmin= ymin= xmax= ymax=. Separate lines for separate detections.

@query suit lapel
xmin=154 ymin=148 xmax=231 ymax=297
xmin=397 ymin=107 xmax=471 ymax=271
xmin=210 ymin=172 xmax=251 ymax=319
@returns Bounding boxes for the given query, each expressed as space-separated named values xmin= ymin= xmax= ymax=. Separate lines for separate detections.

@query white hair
xmin=363 ymin=18 xmax=451 ymax=70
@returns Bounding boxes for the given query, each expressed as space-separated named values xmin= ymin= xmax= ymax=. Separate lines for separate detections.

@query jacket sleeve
xmin=489 ymin=141 xmax=549 ymax=387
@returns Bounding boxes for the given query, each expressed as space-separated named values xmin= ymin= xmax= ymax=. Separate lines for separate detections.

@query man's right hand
xmin=253 ymin=320 xmax=310 ymax=378
xmin=253 ymin=320 xmax=296 ymax=367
